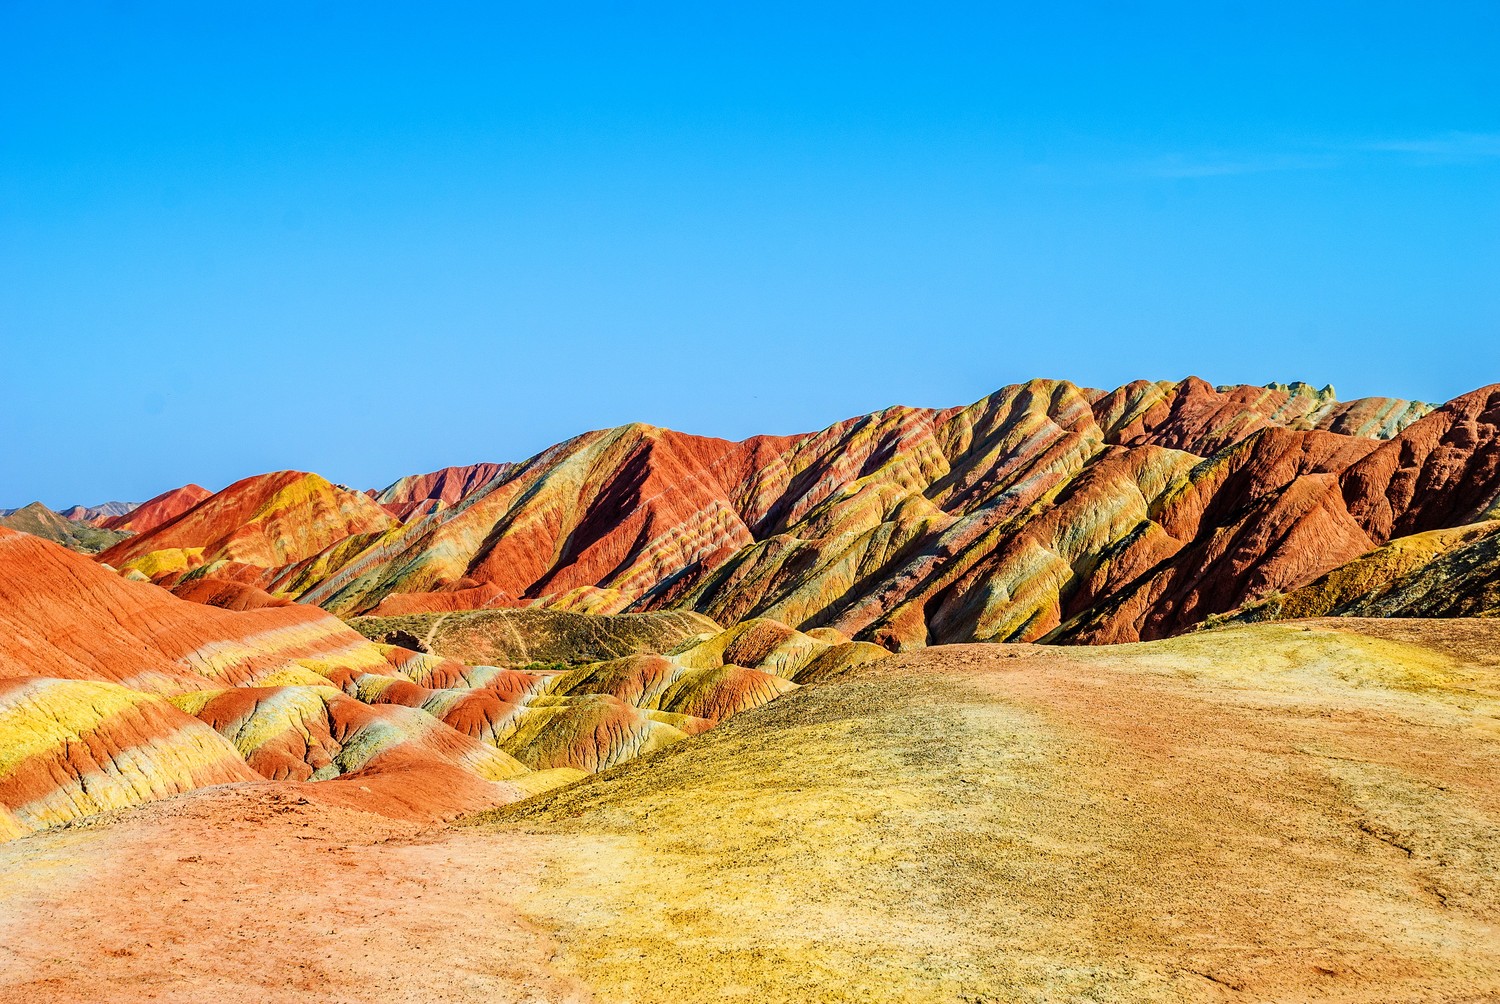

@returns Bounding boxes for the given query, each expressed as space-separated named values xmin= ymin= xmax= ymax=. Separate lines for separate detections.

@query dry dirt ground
xmin=1 ymin=618 xmax=1497 ymax=1003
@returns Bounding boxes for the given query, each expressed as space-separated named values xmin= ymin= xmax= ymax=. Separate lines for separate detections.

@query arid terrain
xmin=2 ymin=376 xmax=1498 ymax=1001
xmin=15 ymin=378 xmax=1497 ymax=647
xmin=2 ymin=617 xmax=1496 ymax=1003
xmin=8 ymin=0 xmax=1497 ymax=994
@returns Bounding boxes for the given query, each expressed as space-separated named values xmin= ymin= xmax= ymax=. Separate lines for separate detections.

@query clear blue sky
xmin=3 ymin=2 xmax=1497 ymax=507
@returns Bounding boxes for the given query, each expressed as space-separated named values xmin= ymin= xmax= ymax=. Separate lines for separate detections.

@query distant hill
xmin=58 ymin=500 xmax=138 ymax=525
xmin=0 ymin=502 xmax=132 ymax=554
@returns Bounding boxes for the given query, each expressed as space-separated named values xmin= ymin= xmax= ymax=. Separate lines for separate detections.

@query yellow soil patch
xmin=1 ymin=618 xmax=1497 ymax=1002
xmin=468 ymin=618 xmax=1500 ymax=1002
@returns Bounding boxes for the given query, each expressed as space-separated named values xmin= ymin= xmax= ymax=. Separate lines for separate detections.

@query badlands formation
xmin=1 ymin=376 xmax=1497 ymax=1002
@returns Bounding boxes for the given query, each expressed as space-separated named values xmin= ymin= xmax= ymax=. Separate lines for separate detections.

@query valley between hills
xmin=1 ymin=375 xmax=1498 ymax=1002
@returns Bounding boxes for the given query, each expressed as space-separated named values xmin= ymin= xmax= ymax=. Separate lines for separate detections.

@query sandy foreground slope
xmin=1 ymin=618 xmax=1497 ymax=1003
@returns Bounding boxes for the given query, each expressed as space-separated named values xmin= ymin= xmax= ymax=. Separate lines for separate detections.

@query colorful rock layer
xmin=102 ymin=483 xmax=211 ymax=533
xmin=369 ymin=462 xmax=515 ymax=519
xmin=95 ymin=376 xmax=1488 ymax=647
xmin=0 ymin=528 xmax=848 ymax=838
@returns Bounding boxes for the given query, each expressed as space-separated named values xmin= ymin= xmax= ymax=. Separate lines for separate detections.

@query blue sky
xmin=3 ymin=1 xmax=1497 ymax=506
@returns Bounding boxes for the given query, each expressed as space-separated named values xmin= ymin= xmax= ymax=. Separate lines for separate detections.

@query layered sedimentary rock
xmin=99 ymin=470 xmax=399 ymax=582
xmin=103 ymin=483 xmax=211 ymax=533
xmin=370 ymin=462 xmax=513 ymax=519
xmin=1341 ymin=384 xmax=1500 ymax=539
xmin=1218 ymin=520 xmax=1500 ymax=624
xmin=0 ymin=677 xmax=260 ymax=840
xmin=82 ymin=378 xmax=1499 ymax=647
xmin=1090 ymin=378 xmax=1429 ymax=454
xmin=0 ymin=529 xmax=839 ymax=837
xmin=0 ymin=527 xmax=400 ymax=692
xmin=1048 ymin=428 xmax=1384 ymax=643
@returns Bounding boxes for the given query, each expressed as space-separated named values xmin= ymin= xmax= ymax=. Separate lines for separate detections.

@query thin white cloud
xmin=1359 ymin=132 xmax=1500 ymax=160
xmin=1136 ymin=132 xmax=1500 ymax=180
xmin=1142 ymin=152 xmax=1340 ymax=179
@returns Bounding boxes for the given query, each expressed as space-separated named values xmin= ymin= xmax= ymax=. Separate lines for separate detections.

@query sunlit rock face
xmin=80 ymin=378 xmax=1500 ymax=648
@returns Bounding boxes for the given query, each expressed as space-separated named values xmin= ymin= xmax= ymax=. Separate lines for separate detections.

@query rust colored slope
xmin=454 ymin=426 xmax=798 ymax=606
xmin=1092 ymin=377 xmax=1426 ymax=455
xmin=0 ymin=787 xmax=598 ymax=1003
xmin=102 ymin=483 xmax=211 ymax=533
xmin=169 ymin=576 xmax=292 ymax=611
xmin=370 ymin=462 xmax=513 ymax=518
xmin=1052 ymin=428 xmax=1382 ymax=643
xmin=0 ymin=528 xmax=389 ymax=691
xmin=1220 ymin=520 xmax=1500 ymax=625
xmin=1342 ymin=383 xmax=1500 ymax=539
xmin=98 ymin=470 xmax=398 ymax=578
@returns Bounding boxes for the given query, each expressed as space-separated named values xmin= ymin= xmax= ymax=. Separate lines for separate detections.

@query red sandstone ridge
xmin=86 ymin=378 xmax=1492 ymax=647
xmin=1341 ymin=384 xmax=1500 ymax=540
xmin=297 ymin=424 xmax=801 ymax=617
xmin=0 ymin=527 xmax=387 ymax=691
xmin=103 ymin=483 xmax=212 ymax=533
xmin=99 ymin=470 xmax=398 ymax=584
xmin=169 ymin=576 xmax=293 ymax=611
xmin=369 ymin=462 xmax=513 ymax=519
